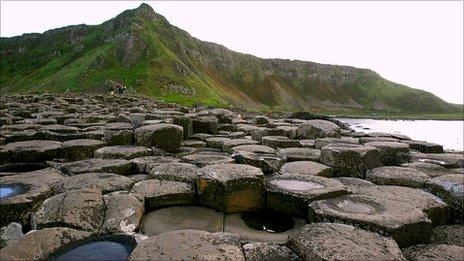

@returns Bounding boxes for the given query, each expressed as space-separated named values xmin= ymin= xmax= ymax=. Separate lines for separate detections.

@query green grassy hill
xmin=1 ymin=4 xmax=461 ymax=117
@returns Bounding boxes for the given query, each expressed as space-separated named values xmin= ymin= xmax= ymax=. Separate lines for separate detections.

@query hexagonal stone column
xmin=364 ymin=141 xmax=410 ymax=166
xmin=288 ymin=223 xmax=405 ymax=260
xmin=366 ymin=166 xmax=430 ymax=188
xmin=131 ymin=156 xmax=180 ymax=173
xmin=221 ymin=138 xmax=259 ymax=153
xmin=277 ymin=148 xmax=321 ymax=162
xmin=0 ymin=168 xmax=65 ymax=226
xmin=308 ymin=194 xmax=433 ymax=247
xmin=0 ymin=222 xmax=24 ymax=248
xmin=401 ymin=162 xmax=451 ymax=178
xmin=431 ymin=225 xmax=464 ymax=246
xmin=172 ymin=115 xmax=193 ymax=139
xmin=402 ymin=244 xmax=464 ymax=260
xmin=0 ymin=227 xmax=91 ymax=260
xmin=253 ymin=115 xmax=270 ymax=125
xmin=404 ymin=140 xmax=444 ymax=153
xmin=426 ymin=174 xmax=464 ymax=224
xmin=320 ymin=143 xmax=381 ymax=178
xmin=279 ymin=161 xmax=332 ymax=177
xmin=32 ymin=188 xmax=105 ymax=233
xmin=356 ymin=185 xmax=449 ymax=225
xmin=94 ymin=145 xmax=151 ymax=160
xmin=335 ymin=177 xmax=375 ymax=193
xmin=296 ymin=120 xmax=341 ymax=139
xmin=102 ymin=122 xmax=133 ymax=145
xmin=181 ymin=151 xmax=234 ymax=167
xmin=1 ymin=140 xmax=62 ymax=163
xmin=59 ymin=158 xmax=132 ymax=176
xmin=265 ymin=174 xmax=348 ymax=217
xmin=198 ymin=164 xmax=265 ymax=213
xmin=192 ymin=116 xmax=219 ymax=134
xmin=314 ymin=137 xmax=359 ymax=149
xmin=100 ymin=191 xmax=144 ymax=234
xmin=251 ymin=127 xmax=286 ymax=141
xmin=62 ymin=172 xmax=134 ymax=194
xmin=128 ymin=230 xmax=244 ymax=260
xmin=130 ymin=179 xmax=196 ymax=210
xmin=141 ymin=206 xmax=223 ymax=236
xmin=135 ymin=123 xmax=183 ymax=151
xmin=262 ymin=136 xmax=300 ymax=149
xmin=61 ymin=139 xmax=106 ymax=160
xmin=243 ymin=242 xmax=302 ymax=261
xmin=232 ymin=145 xmax=284 ymax=174
xmin=410 ymin=152 xmax=464 ymax=168
xmin=147 ymin=162 xmax=202 ymax=184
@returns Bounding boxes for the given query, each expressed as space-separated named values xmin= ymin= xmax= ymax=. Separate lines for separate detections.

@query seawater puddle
xmin=51 ymin=235 xmax=136 ymax=261
xmin=0 ymin=183 xmax=27 ymax=199
xmin=335 ymin=199 xmax=377 ymax=214
xmin=241 ymin=210 xmax=295 ymax=233
xmin=271 ymin=179 xmax=325 ymax=191
xmin=0 ymin=187 xmax=14 ymax=198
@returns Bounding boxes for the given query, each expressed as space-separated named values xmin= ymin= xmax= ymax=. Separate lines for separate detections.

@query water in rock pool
xmin=335 ymin=199 xmax=378 ymax=214
xmin=241 ymin=210 xmax=295 ymax=233
xmin=339 ymin=118 xmax=464 ymax=151
xmin=54 ymin=241 xmax=133 ymax=261
xmin=270 ymin=179 xmax=325 ymax=191
xmin=0 ymin=184 xmax=26 ymax=199
xmin=0 ymin=187 xmax=14 ymax=198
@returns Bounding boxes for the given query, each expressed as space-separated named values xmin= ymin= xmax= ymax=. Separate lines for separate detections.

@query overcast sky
xmin=1 ymin=1 xmax=463 ymax=104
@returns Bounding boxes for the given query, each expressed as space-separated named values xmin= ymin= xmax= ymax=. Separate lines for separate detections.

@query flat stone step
xmin=279 ymin=161 xmax=332 ymax=177
xmin=59 ymin=158 xmax=132 ymax=176
xmin=288 ymin=223 xmax=405 ymax=260
xmin=94 ymin=145 xmax=151 ymax=160
xmin=129 ymin=230 xmax=244 ymax=260
xmin=130 ymin=179 xmax=196 ymax=210
xmin=141 ymin=206 xmax=223 ymax=236
xmin=308 ymin=194 xmax=433 ymax=247
xmin=366 ymin=166 xmax=430 ymax=188
xmin=0 ymin=168 xmax=65 ymax=227
xmin=265 ymin=174 xmax=348 ymax=217
xmin=198 ymin=163 xmax=265 ymax=213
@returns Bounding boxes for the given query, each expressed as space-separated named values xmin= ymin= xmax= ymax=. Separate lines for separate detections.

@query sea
xmin=337 ymin=118 xmax=464 ymax=152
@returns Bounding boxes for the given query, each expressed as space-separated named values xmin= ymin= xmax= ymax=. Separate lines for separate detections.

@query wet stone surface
xmin=266 ymin=174 xmax=348 ymax=217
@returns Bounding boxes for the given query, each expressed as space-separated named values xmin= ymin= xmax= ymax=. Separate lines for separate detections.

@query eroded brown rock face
xmin=0 ymin=92 xmax=461 ymax=259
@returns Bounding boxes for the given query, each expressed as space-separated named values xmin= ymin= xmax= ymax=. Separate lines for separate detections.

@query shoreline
xmin=331 ymin=115 xmax=464 ymax=121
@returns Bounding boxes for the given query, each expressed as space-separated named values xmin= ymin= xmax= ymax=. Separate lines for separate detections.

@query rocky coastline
xmin=0 ymin=92 xmax=463 ymax=260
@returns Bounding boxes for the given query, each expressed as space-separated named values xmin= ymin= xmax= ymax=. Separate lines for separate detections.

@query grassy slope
xmin=0 ymin=4 xmax=461 ymax=118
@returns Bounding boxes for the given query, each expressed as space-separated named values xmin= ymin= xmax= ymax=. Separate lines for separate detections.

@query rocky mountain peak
xmin=105 ymin=3 xmax=164 ymax=31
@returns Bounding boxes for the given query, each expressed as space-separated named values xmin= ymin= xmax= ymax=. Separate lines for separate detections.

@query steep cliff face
xmin=0 ymin=4 xmax=459 ymax=113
